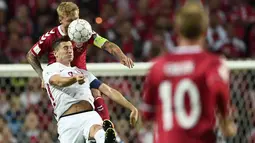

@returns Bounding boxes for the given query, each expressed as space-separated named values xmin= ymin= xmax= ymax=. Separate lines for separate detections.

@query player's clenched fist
xmin=75 ymin=74 xmax=85 ymax=84
xmin=129 ymin=107 xmax=138 ymax=127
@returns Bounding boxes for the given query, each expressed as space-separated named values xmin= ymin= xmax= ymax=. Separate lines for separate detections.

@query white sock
xmin=94 ymin=129 xmax=105 ymax=143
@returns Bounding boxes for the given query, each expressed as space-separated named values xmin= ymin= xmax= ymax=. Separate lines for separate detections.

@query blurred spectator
xmin=18 ymin=111 xmax=40 ymax=143
xmin=108 ymin=20 xmax=142 ymax=59
xmin=207 ymin=12 xmax=227 ymax=51
xmin=7 ymin=19 xmax=22 ymax=34
xmin=15 ymin=5 xmax=33 ymax=36
xmin=0 ymin=125 xmax=17 ymax=143
xmin=5 ymin=95 xmax=23 ymax=136
xmin=248 ymin=129 xmax=255 ymax=143
xmin=228 ymin=0 xmax=255 ymax=24
xmin=208 ymin=0 xmax=227 ymax=24
xmin=0 ymin=115 xmax=7 ymax=132
xmin=215 ymin=24 xmax=246 ymax=58
xmin=143 ymin=34 xmax=167 ymax=61
xmin=32 ymin=0 xmax=55 ymax=40
xmin=100 ymin=2 xmax=117 ymax=34
xmin=36 ymin=91 xmax=54 ymax=131
xmin=0 ymin=93 xmax=10 ymax=116
xmin=248 ymin=25 xmax=255 ymax=57
xmin=138 ymin=122 xmax=153 ymax=143
xmin=115 ymin=119 xmax=130 ymax=143
xmin=143 ymin=15 xmax=173 ymax=60
xmin=20 ymin=77 xmax=41 ymax=109
xmin=39 ymin=130 xmax=53 ymax=143
xmin=133 ymin=0 xmax=152 ymax=40
xmin=0 ymin=0 xmax=7 ymax=49
xmin=4 ymin=33 xmax=27 ymax=63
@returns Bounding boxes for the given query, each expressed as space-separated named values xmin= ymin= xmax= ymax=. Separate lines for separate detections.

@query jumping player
xmin=26 ymin=2 xmax=134 ymax=121
xmin=42 ymin=37 xmax=138 ymax=143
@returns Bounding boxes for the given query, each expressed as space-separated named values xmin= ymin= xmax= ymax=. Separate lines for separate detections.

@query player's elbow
xmin=49 ymin=79 xmax=65 ymax=87
xmin=26 ymin=51 xmax=36 ymax=63
xmin=99 ymin=83 xmax=113 ymax=97
xmin=102 ymin=41 xmax=114 ymax=54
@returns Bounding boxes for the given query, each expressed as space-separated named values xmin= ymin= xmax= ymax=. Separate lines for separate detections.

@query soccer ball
xmin=68 ymin=19 xmax=93 ymax=43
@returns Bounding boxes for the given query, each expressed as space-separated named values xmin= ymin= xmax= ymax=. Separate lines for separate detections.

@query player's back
xmin=151 ymin=47 xmax=227 ymax=143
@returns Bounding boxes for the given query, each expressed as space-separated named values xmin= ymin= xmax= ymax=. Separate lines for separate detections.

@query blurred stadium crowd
xmin=1 ymin=0 xmax=255 ymax=64
xmin=0 ymin=0 xmax=255 ymax=143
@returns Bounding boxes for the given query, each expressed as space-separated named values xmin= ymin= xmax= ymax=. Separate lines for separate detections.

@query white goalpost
xmin=1 ymin=60 xmax=255 ymax=77
xmin=0 ymin=60 xmax=255 ymax=143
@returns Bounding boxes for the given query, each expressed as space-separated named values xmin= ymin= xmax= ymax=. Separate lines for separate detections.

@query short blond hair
xmin=57 ymin=2 xmax=79 ymax=20
xmin=175 ymin=1 xmax=209 ymax=40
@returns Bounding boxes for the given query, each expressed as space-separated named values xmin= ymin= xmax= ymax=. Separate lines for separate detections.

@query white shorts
xmin=57 ymin=111 xmax=103 ymax=143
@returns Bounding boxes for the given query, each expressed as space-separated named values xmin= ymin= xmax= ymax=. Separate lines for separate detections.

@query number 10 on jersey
xmin=159 ymin=79 xmax=201 ymax=131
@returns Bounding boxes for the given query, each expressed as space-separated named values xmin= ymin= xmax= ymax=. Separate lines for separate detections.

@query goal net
xmin=0 ymin=61 xmax=254 ymax=143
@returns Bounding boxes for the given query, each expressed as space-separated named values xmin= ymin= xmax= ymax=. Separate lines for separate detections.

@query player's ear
xmin=59 ymin=16 xmax=63 ymax=23
xmin=53 ymin=51 xmax=58 ymax=58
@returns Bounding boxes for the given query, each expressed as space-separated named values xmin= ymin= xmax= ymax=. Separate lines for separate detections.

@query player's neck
xmin=58 ymin=61 xmax=71 ymax=67
xmin=178 ymin=38 xmax=204 ymax=48
xmin=60 ymin=25 xmax=67 ymax=35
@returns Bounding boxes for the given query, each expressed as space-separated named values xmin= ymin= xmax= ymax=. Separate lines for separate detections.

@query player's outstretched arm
xmin=98 ymin=83 xmax=138 ymax=126
xmin=26 ymin=51 xmax=44 ymax=79
xmin=102 ymin=41 xmax=134 ymax=68
xmin=49 ymin=74 xmax=85 ymax=87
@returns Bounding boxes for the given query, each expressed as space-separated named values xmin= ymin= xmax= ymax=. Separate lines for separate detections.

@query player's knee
xmin=89 ymin=124 xmax=103 ymax=138
xmin=91 ymin=88 xmax=102 ymax=98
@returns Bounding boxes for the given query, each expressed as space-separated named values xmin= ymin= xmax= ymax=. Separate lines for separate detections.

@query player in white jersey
xmin=42 ymin=37 xmax=138 ymax=143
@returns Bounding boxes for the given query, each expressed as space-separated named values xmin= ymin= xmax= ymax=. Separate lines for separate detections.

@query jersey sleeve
xmin=206 ymin=58 xmax=230 ymax=117
xmin=141 ymin=65 xmax=157 ymax=121
xmin=89 ymin=31 xmax=108 ymax=48
xmin=43 ymin=64 xmax=60 ymax=84
xmin=85 ymin=71 xmax=102 ymax=89
xmin=29 ymin=30 xmax=55 ymax=57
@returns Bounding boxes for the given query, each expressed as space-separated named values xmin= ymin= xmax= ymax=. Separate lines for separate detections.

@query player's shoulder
xmin=43 ymin=63 xmax=61 ymax=72
xmin=203 ymin=51 xmax=226 ymax=66
xmin=204 ymin=51 xmax=223 ymax=61
xmin=148 ymin=54 xmax=169 ymax=74
xmin=38 ymin=26 xmax=61 ymax=44
xmin=79 ymin=68 xmax=94 ymax=77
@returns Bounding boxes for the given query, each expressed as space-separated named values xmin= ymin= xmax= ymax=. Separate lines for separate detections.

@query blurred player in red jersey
xmin=141 ymin=2 xmax=237 ymax=143
xmin=26 ymin=2 xmax=134 ymax=122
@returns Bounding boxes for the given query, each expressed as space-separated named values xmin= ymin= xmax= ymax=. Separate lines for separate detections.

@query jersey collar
xmin=58 ymin=26 xmax=66 ymax=36
xmin=173 ymin=45 xmax=203 ymax=54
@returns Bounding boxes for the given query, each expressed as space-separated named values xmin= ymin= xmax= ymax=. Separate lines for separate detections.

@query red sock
xmin=94 ymin=97 xmax=110 ymax=120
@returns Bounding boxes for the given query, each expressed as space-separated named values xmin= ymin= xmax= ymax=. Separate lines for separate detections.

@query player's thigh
xmin=58 ymin=117 xmax=85 ymax=143
xmin=91 ymin=88 xmax=102 ymax=98
xmin=82 ymin=111 xmax=103 ymax=140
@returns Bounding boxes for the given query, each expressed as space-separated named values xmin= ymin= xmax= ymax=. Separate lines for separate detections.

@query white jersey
xmin=42 ymin=62 xmax=97 ymax=121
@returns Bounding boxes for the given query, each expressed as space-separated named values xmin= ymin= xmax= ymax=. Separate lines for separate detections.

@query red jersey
xmin=30 ymin=26 xmax=96 ymax=70
xmin=141 ymin=46 xmax=230 ymax=143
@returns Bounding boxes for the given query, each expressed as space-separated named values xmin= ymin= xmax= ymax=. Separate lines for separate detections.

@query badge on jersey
xmin=33 ymin=44 xmax=41 ymax=55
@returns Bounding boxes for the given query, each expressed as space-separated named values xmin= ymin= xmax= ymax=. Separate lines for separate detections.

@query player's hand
xmin=129 ymin=107 xmax=138 ymax=127
xmin=75 ymin=74 xmax=85 ymax=84
xmin=120 ymin=56 xmax=134 ymax=68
